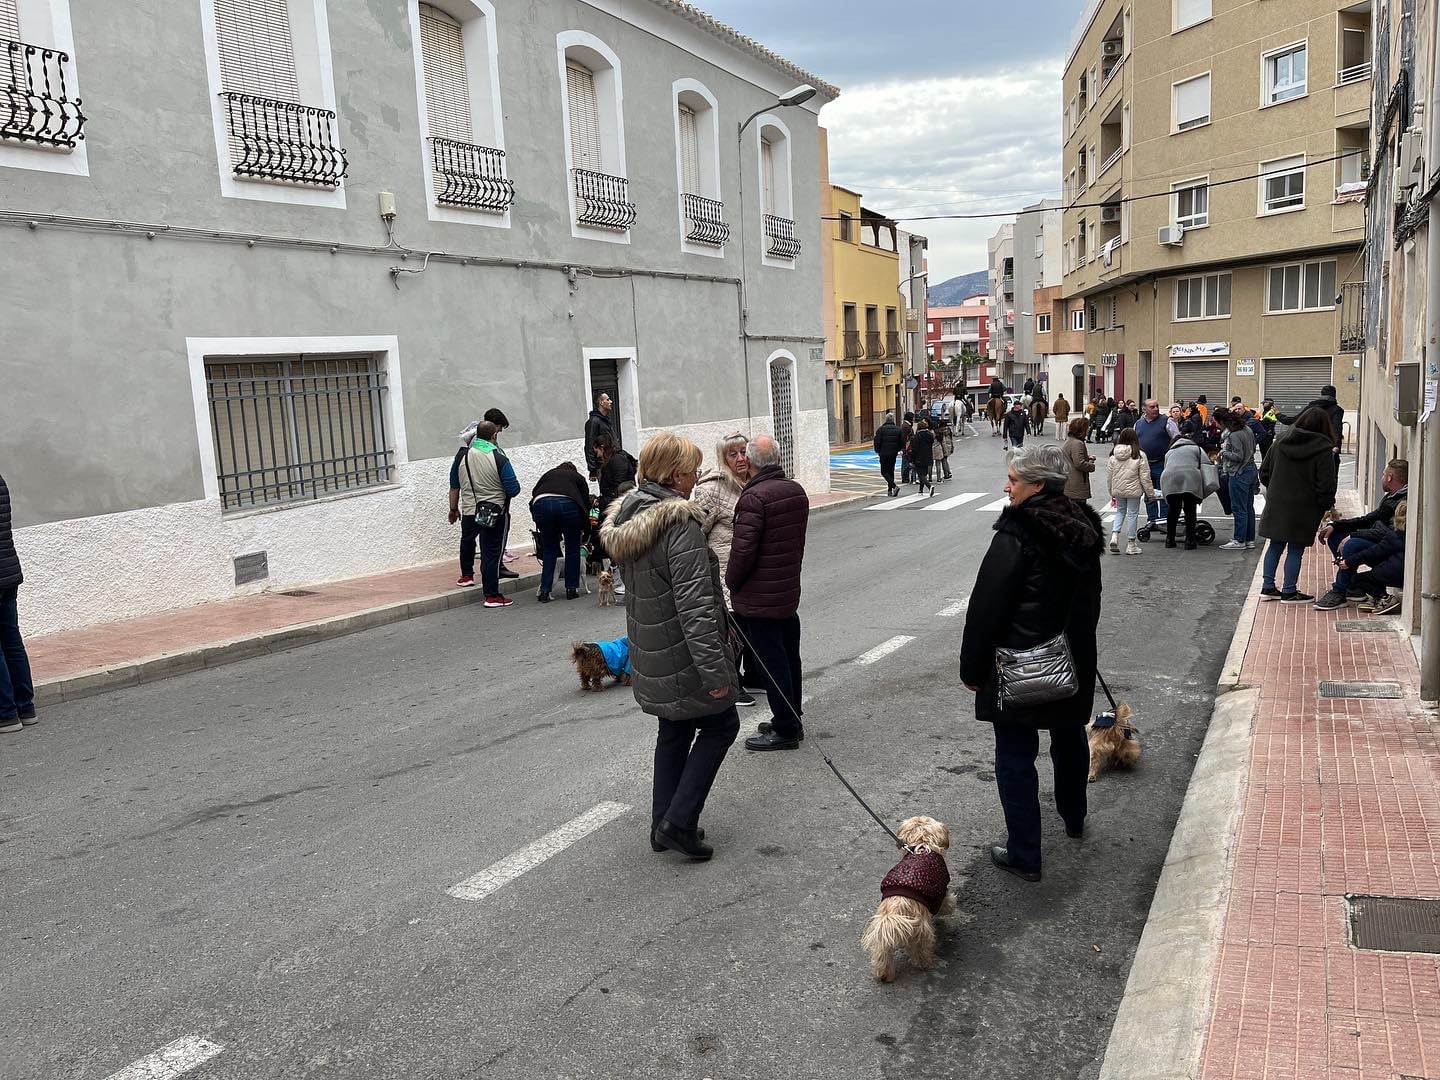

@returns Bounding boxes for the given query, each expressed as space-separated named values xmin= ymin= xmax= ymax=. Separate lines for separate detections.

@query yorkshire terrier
xmin=860 ymin=816 xmax=955 ymax=983
xmin=597 ymin=569 xmax=617 ymax=607
xmin=569 ymin=636 xmax=632 ymax=692
xmin=1087 ymin=701 xmax=1141 ymax=782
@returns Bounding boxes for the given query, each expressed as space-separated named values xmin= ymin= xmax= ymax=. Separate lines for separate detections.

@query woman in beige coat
xmin=691 ymin=432 xmax=756 ymax=706
xmin=1062 ymin=418 xmax=1095 ymax=501
xmin=1106 ymin=428 xmax=1156 ymax=554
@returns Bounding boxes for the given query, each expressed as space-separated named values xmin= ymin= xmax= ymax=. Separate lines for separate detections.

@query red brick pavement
xmin=1197 ymin=505 xmax=1440 ymax=1080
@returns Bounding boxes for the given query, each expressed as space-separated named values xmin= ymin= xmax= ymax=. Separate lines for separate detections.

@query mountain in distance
xmin=926 ymin=270 xmax=989 ymax=307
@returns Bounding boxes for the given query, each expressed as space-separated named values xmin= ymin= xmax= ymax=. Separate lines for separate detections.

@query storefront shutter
xmin=1262 ymin=357 xmax=1333 ymax=415
xmin=566 ymin=60 xmax=603 ymax=172
xmin=677 ymin=103 xmax=700 ymax=195
xmin=214 ymin=0 xmax=300 ymax=100
xmin=419 ymin=4 xmax=472 ymax=142
xmin=1170 ymin=359 xmax=1227 ymax=407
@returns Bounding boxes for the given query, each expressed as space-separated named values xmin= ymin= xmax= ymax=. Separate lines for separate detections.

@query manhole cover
xmin=279 ymin=589 xmax=318 ymax=597
xmin=1335 ymin=620 xmax=1399 ymax=633
xmin=1350 ymin=896 xmax=1440 ymax=953
xmin=1319 ymin=681 xmax=1403 ymax=699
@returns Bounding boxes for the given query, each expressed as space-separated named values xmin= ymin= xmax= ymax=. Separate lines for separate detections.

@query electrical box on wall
xmin=1394 ymin=363 xmax=1421 ymax=426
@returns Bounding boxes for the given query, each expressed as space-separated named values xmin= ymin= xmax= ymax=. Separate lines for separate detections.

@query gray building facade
xmin=1010 ymin=198 xmax=1062 ymax=388
xmin=0 ymin=0 xmax=837 ymax=634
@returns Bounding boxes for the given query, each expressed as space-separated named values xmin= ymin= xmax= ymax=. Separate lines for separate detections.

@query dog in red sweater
xmin=860 ymin=815 xmax=955 ymax=983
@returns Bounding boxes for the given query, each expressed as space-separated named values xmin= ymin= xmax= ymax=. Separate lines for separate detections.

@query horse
xmin=985 ymin=395 xmax=1006 ymax=435
xmin=1029 ymin=397 xmax=1049 ymax=436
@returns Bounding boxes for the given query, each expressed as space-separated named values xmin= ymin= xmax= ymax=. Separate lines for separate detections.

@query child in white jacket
xmin=1107 ymin=429 xmax=1157 ymax=554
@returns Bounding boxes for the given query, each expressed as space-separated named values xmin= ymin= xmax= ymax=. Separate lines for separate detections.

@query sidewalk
xmin=1102 ymin=490 xmax=1440 ymax=1080
xmin=28 ymin=489 xmax=866 ymax=705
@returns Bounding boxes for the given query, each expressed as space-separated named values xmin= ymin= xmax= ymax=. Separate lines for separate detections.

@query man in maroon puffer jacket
xmin=727 ymin=435 xmax=810 ymax=751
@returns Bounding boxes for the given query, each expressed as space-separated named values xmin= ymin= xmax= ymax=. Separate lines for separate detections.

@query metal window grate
xmin=2 ymin=37 xmax=86 ymax=149
xmin=205 ymin=355 xmax=394 ymax=512
xmin=769 ymin=359 xmax=796 ymax=477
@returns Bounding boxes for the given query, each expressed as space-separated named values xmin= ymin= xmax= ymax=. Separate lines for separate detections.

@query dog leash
xmin=727 ymin=619 xmax=903 ymax=848
xmin=1095 ymin=670 xmax=1118 ymax=712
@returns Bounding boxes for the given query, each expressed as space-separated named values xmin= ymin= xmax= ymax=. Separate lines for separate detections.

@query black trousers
xmin=653 ymin=706 xmax=740 ymax=831
xmin=879 ymin=453 xmax=897 ymax=490
xmin=1166 ymin=493 xmax=1199 ymax=545
xmin=914 ymin=458 xmax=933 ymax=489
xmin=733 ymin=613 xmax=803 ymax=737
xmin=993 ymin=722 xmax=1089 ymax=872
xmin=460 ymin=515 xmax=505 ymax=594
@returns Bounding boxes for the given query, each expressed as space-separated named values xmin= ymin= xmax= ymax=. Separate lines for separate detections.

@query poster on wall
xmin=1169 ymin=342 xmax=1230 ymax=358
xmin=1235 ymin=359 xmax=1255 ymax=376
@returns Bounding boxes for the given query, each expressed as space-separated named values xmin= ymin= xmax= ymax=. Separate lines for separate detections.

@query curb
xmin=1096 ymin=557 xmax=1266 ymax=1080
xmin=37 ymin=487 xmax=872 ymax=707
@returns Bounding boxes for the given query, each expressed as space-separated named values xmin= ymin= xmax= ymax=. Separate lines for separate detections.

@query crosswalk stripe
xmin=865 ymin=492 xmax=932 ymax=512
xmin=924 ymin=491 xmax=987 ymax=512
xmin=978 ymin=496 xmax=1010 ymax=511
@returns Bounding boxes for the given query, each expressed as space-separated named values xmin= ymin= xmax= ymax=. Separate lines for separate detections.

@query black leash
xmin=1096 ymin=670 xmax=1118 ymax=712
xmin=727 ymin=618 xmax=903 ymax=847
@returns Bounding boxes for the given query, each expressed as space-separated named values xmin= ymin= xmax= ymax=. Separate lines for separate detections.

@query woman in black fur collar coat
xmin=960 ymin=444 xmax=1104 ymax=882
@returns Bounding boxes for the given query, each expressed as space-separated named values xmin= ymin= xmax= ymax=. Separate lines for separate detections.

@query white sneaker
xmin=1245 ymin=541 xmax=1255 ymax=549
xmin=613 ymin=581 xmax=626 ymax=597
xmin=1126 ymin=540 xmax=1140 ymax=555
xmin=1217 ymin=540 xmax=1247 ymax=551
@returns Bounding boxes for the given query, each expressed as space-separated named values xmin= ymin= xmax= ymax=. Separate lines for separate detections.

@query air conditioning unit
xmin=1395 ymin=127 xmax=1424 ymax=203
xmin=1158 ymin=224 xmax=1185 ymax=246
xmin=1102 ymin=40 xmax=1123 ymax=58
xmin=1100 ymin=205 xmax=1121 ymax=224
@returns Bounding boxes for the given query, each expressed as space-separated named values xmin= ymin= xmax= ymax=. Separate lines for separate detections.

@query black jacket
xmin=727 ymin=463 xmax=809 ymax=619
xmin=1333 ymin=485 xmax=1407 ymax=540
xmin=1001 ymin=408 xmax=1028 ymax=440
xmin=960 ymin=488 xmax=1103 ymax=727
xmin=598 ymin=450 xmax=637 ymax=508
xmin=530 ymin=463 xmax=590 ymax=514
xmin=873 ymin=421 xmax=904 ymax=459
xmin=1278 ymin=395 xmax=1344 ymax=450
xmin=583 ymin=409 xmax=616 ymax=477
xmin=0 ymin=473 xmax=20 ymax=589
xmin=910 ymin=428 xmax=935 ymax=465
xmin=1258 ymin=428 xmax=1338 ymax=545
xmin=988 ymin=378 xmax=1005 ymax=400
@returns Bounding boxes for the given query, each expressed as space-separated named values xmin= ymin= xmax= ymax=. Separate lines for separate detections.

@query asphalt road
xmin=2 ymin=433 xmax=1258 ymax=1080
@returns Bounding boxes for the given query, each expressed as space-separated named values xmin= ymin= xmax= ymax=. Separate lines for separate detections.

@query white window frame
xmin=0 ymin=0 xmax=88 ymax=176
xmin=1171 ymin=72 xmax=1211 ymax=133
xmin=1071 ymin=307 xmax=1086 ymax=332
xmin=557 ymin=29 xmax=628 ymax=245
xmin=1258 ymin=154 xmax=1306 ymax=215
xmin=1171 ymin=176 xmax=1209 ymax=229
xmin=198 ymin=0 xmax=345 ymax=208
xmin=1173 ymin=0 xmax=1211 ymax=33
xmin=756 ymin=114 xmax=796 ymax=270
xmin=1265 ymin=259 xmax=1338 ymax=314
xmin=1034 ymin=234 xmax=1044 ymax=258
xmin=408 ymin=0 xmax=507 ymax=228
xmin=1036 ymin=313 xmax=1052 ymax=333
xmin=1262 ymin=41 xmax=1308 ymax=107
xmin=672 ymin=78 xmax=724 ymax=259
xmin=1173 ymin=272 xmax=1232 ymax=321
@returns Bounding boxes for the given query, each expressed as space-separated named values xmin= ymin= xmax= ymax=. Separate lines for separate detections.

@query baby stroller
xmin=1136 ymin=516 xmax=1216 ymax=545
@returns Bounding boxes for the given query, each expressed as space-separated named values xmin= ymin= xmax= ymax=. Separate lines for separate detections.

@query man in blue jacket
xmin=1134 ymin=399 xmax=1177 ymax=526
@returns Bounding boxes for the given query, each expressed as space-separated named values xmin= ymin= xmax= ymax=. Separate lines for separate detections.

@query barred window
xmin=205 ymin=355 xmax=395 ymax=512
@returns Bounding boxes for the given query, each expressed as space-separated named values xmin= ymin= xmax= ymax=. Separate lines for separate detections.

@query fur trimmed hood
xmin=995 ymin=487 xmax=1105 ymax=572
xmin=601 ymin=482 xmax=707 ymax=562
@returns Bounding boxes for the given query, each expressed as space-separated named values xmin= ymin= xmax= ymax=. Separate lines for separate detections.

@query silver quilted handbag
xmin=995 ymin=632 xmax=1078 ymax=710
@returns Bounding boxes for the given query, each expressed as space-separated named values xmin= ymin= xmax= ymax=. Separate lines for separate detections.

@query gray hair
xmin=747 ymin=434 xmax=781 ymax=469
xmin=1008 ymin=443 xmax=1069 ymax=486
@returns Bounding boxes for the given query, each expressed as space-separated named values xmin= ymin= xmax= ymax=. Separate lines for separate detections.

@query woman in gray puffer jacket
xmin=601 ymin=432 xmax=739 ymax=862
xmin=1160 ymin=434 xmax=1206 ymax=549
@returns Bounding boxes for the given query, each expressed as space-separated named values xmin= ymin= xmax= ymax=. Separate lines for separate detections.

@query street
xmin=3 ymin=435 xmax=1257 ymax=1080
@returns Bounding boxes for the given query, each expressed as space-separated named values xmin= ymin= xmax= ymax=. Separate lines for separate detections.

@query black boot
xmin=655 ymin=819 xmax=713 ymax=860
xmin=651 ymin=820 xmax=704 ymax=852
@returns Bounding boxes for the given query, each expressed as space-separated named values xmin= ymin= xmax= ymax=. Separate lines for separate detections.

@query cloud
xmin=817 ymin=63 xmax=1063 ymax=282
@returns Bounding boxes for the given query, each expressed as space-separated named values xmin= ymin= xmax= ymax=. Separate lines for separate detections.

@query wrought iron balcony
xmin=682 ymin=192 xmax=730 ymax=246
xmin=887 ymin=331 xmax=904 ymax=357
xmin=2 ymin=37 xmax=85 ymax=149
xmin=573 ymin=168 xmax=637 ymax=230
xmin=763 ymin=213 xmax=801 ymax=260
xmin=430 ymin=137 xmax=515 ymax=212
xmin=866 ymin=331 xmax=885 ymax=359
xmin=221 ymin=92 xmax=347 ymax=188
xmin=1339 ymin=281 xmax=1367 ymax=354
xmin=842 ymin=330 xmax=865 ymax=361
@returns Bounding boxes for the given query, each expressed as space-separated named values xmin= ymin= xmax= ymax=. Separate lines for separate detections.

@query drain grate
xmin=1350 ymin=896 xmax=1440 ymax=954
xmin=279 ymin=589 xmax=318 ymax=597
xmin=1335 ymin=620 xmax=1400 ymax=633
xmin=1319 ymin=680 xmax=1403 ymax=699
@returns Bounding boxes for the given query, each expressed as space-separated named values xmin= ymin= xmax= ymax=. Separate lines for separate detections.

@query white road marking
xmin=865 ymin=492 xmax=931 ymax=511
xmin=854 ymin=635 xmax=917 ymax=665
xmin=978 ymin=496 xmax=1011 ymax=511
xmin=104 ymin=1037 xmax=223 ymax=1080
xmin=447 ymin=801 xmax=632 ymax=902
xmin=924 ymin=491 xmax=987 ymax=512
xmin=936 ymin=598 xmax=969 ymax=618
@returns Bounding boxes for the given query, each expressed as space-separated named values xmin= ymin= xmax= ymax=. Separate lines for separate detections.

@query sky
xmin=698 ymin=0 xmax=1077 ymax=283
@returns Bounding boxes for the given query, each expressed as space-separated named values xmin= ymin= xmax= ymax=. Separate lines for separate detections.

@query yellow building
xmin=820 ymin=130 xmax=904 ymax=445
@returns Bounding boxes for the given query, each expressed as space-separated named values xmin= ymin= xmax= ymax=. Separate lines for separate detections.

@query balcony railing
xmin=2 ymin=37 xmax=85 ymax=149
xmin=1338 ymin=61 xmax=1372 ymax=86
xmin=886 ymin=331 xmax=904 ymax=357
xmin=682 ymin=192 xmax=730 ymax=246
xmin=573 ymin=168 xmax=637 ymax=230
xmin=1001 ymin=276 xmax=1014 ymax=295
xmin=842 ymin=330 xmax=865 ymax=361
xmin=429 ymin=137 xmax=515 ymax=212
xmin=866 ymin=331 xmax=885 ymax=359
xmin=1339 ymin=281 xmax=1367 ymax=354
xmin=221 ymin=92 xmax=347 ymax=188
xmin=764 ymin=213 xmax=802 ymax=260
xmin=1099 ymin=144 xmax=1124 ymax=177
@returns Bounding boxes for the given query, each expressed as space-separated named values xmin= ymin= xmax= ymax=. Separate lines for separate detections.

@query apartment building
xmin=0 ymin=0 xmax=837 ymax=635
xmin=986 ymin=222 xmax=1016 ymax=382
xmin=1012 ymin=199 xmax=1064 ymax=390
xmin=925 ymin=297 xmax=989 ymax=362
xmin=1061 ymin=0 xmax=1367 ymax=418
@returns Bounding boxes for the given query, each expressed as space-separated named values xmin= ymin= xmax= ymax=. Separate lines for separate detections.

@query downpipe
xmin=1422 ymin=0 xmax=1440 ymax=702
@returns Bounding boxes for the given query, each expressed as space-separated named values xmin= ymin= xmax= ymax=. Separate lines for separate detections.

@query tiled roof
xmin=650 ymin=1 xmax=841 ymax=101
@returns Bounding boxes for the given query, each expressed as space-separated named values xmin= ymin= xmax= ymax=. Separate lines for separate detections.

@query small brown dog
xmin=597 ymin=569 xmax=617 ymax=607
xmin=1087 ymin=702 xmax=1140 ymax=782
xmin=860 ymin=816 xmax=955 ymax=983
xmin=569 ymin=637 xmax=632 ymax=692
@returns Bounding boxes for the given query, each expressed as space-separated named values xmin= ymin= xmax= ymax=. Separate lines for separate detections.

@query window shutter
xmin=1173 ymin=74 xmax=1209 ymax=129
xmin=214 ymin=0 xmax=299 ymax=100
xmin=1171 ymin=360 xmax=1227 ymax=406
xmin=419 ymin=4 xmax=472 ymax=143
xmin=677 ymin=103 xmax=700 ymax=195
xmin=1262 ymin=358 xmax=1333 ymax=414
xmin=0 ymin=0 xmax=19 ymax=41
xmin=566 ymin=60 xmax=603 ymax=172
xmin=760 ymin=137 xmax=776 ymax=212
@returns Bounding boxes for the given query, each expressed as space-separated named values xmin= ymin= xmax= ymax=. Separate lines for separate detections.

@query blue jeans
xmin=1262 ymin=540 xmax=1306 ymax=593
xmin=1146 ymin=460 xmax=1167 ymax=522
xmin=993 ymin=723 xmax=1089 ymax=873
xmin=1229 ymin=465 xmax=1258 ymax=543
xmin=533 ymin=497 xmax=582 ymax=594
xmin=0 ymin=585 xmax=34 ymax=721
xmin=1114 ymin=496 xmax=1143 ymax=540
xmin=1331 ymin=536 xmax=1369 ymax=595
